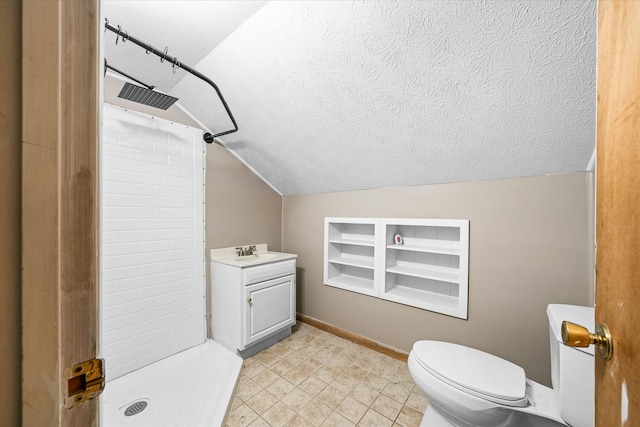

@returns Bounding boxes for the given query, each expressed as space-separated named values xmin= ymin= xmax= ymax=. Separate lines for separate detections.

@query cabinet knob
xmin=247 ymin=297 xmax=252 ymax=303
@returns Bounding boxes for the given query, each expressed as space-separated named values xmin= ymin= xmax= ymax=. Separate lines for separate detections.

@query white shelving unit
xmin=323 ymin=217 xmax=469 ymax=319
xmin=324 ymin=218 xmax=380 ymax=297
xmin=381 ymin=218 xmax=469 ymax=319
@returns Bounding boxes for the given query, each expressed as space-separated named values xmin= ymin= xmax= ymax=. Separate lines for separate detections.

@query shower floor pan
xmin=101 ymin=340 xmax=243 ymax=427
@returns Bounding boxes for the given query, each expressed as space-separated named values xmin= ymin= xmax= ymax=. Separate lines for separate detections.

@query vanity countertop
xmin=210 ymin=244 xmax=297 ymax=268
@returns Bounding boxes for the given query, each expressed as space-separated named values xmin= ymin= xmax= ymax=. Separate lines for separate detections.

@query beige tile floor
xmin=225 ymin=322 xmax=428 ymax=427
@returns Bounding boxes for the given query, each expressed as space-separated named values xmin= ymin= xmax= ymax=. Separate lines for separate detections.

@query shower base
xmin=101 ymin=340 xmax=243 ymax=426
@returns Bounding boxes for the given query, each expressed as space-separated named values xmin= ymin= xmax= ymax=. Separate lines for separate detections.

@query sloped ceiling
xmin=103 ymin=1 xmax=596 ymax=196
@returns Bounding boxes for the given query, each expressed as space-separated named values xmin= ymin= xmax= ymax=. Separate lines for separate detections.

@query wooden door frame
xmin=1 ymin=1 xmax=23 ymax=425
xmin=21 ymin=0 xmax=100 ymax=425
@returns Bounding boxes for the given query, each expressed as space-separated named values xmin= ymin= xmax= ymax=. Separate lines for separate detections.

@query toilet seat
xmin=412 ymin=341 xmax=528 ymax=407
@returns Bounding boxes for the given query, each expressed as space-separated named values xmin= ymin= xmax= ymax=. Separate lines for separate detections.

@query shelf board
xmin=386 ymin=264 xmax=459 ymax=283
xmin=326 ymin=274 xmax=376 ymax=294
xmin=329 ymin=237 xmax=375 ymax=247
xmin=383 ymin=285 xmax=460 ymax=310
xmin=328 ymin=256 xmax=375 ymax=270
xmin=386 ymin=243 xmax=460 ymax=256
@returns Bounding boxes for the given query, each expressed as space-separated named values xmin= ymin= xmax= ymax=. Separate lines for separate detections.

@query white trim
xmin=587 ymin=147 xmax=596 ymax=172
xmin=215 ymin=138 xmax=284 ymax=196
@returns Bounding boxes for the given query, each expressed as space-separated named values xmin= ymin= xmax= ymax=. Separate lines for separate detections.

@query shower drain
xmin=124 ymin=400 xmax=148 ymax=417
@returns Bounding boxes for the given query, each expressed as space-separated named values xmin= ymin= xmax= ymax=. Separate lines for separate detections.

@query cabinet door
xmin=244 ymin=274 xmax=296 ymax=347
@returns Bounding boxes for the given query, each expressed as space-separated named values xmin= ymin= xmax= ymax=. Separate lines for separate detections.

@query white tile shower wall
xmin=101 ymin=104 xmax=205 ymax=380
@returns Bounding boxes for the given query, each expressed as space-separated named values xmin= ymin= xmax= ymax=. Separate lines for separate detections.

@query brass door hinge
xmin=64 ymin=358 xmax=105 ymax=409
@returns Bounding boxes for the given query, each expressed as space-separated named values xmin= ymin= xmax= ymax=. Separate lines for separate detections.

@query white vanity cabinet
xmin=211 ymin=254 xmax=296 ymax=358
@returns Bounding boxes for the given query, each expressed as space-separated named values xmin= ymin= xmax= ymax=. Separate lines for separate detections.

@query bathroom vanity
xmin=210 ymin=244 xmax=297 ymax=358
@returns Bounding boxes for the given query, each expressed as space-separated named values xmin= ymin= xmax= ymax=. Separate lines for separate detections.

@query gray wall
xmin=282 ymin=172 xmax=594 ymax=386
xmin=205 ymin=144 xmax=282 ymax=252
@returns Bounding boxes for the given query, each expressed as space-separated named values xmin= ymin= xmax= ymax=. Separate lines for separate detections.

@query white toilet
xmin=408 ymin=304 xmax=594 ymax=427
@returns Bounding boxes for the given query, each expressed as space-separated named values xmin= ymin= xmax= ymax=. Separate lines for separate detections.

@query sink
xmin=234 ymin=253 xmax=278 ymax=262
xmin=210 ymin=244 xmax=297 ymax=267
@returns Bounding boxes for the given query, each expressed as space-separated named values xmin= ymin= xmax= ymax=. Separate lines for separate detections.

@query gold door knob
xmin=247 ymin=297 xmax=252 ymax=303
xmin=561 ymin=321 xmax=613 ymax=361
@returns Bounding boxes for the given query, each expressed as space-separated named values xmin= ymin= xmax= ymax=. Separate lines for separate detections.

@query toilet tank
xmin=547 ymin=304 xmax=594 ymax=427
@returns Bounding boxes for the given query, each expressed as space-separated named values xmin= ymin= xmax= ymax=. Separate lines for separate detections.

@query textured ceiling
xmin=102 ymin=1 xmax=268 ymax=92
xmin=103 ymin=1 xmax=596 ymax=196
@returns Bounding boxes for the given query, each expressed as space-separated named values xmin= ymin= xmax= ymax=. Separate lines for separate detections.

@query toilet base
xmin=420 ymin=404 xmax=455 ymax=427
xmin=421 ymin=398 xmax=568 ymax=427
xmin=421 ymin=402 xmax=519 ymax=427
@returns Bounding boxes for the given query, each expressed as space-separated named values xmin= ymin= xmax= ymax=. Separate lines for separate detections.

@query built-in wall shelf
xmin=324 ymin=218 xmax=380 ymax=297
xmin=324 ymin=217 xmax=469 ymax=319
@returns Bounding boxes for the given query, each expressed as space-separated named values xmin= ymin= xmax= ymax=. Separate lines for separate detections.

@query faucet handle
xmin=249 ymin=245 xmax=257 ymax=252
xmin=235 ymin=247 xmax=244 ymax=256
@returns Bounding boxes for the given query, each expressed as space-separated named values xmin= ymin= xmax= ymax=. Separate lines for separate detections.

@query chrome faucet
xmin=235 ymin=245 xmax=257 ymax=256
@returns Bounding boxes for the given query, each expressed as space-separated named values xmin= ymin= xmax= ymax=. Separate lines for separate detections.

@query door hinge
xmin=64 ymin=358 xmax=106 ymax=409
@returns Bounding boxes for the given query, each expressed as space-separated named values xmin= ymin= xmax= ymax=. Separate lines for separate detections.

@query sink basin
xmin=234 ymin=253 xmax=278 ymax=262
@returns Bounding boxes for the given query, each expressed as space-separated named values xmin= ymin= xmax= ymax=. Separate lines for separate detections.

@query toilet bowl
xmin=408 ymin=304 xmax=594 ymax=427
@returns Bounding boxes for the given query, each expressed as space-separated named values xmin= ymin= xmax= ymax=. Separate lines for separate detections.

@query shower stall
xmin=99 ymin=103 xmax=241 ymax=426
xmin=99 ymin=20 xmax=242 ymax=426
xmin=100 ymin=103 xmax=206 ymax=380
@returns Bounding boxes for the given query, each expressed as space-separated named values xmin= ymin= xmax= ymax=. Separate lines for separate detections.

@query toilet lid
xmin=412 ymin=341 xmax=527 ymax=407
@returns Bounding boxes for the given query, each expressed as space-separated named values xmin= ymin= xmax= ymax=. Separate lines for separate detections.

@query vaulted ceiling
xmin=103 ymin=1 xmax=596 ymax=196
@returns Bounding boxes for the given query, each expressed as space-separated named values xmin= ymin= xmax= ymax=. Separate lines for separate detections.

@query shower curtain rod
xmin=104 ymin=19 xmax=238 ymax=141
xmin=104 ymin=59 xmax=154 ymax=90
